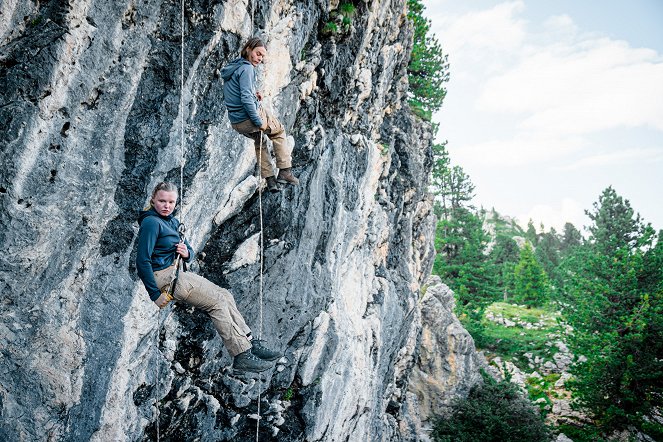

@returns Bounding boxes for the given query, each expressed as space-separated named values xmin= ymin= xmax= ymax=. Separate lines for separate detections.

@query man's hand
xmin=256 ymin=91 xmax=263 ymax=101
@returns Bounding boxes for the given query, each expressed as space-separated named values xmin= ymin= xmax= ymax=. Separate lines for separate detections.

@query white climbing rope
xmin=256 ymin=131 xmax=265 ymax=442
xmin=155 ymin=1 xmax=186 ymax=441
xmin=250 ymin=2 xmax=265 ymax=438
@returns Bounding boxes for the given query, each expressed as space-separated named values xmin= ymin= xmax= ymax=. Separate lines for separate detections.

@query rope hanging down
xmin=155 ymin=1 xmax=187 ymax=441
xmin=255 ymin=132 xmax=265 ymax=442
xmin=251 ymin=1 xmax=266 ymax=439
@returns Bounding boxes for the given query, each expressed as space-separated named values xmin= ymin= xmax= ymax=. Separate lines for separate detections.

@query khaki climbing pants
xmin=154 ymin=265 xmax=252 ymax=357
xmin=232 ymin=107 xmax=291 ymax=178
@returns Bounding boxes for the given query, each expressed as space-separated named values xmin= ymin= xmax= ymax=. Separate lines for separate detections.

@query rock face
xmin=0 ymin=1 xmax=467 ymax=440
xmin=399 ymin=276 xmax=485 ymax=441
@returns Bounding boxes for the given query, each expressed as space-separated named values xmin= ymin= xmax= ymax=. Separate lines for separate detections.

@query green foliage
xmin=525 ymin=219 xmax=538 ymax=245
xmin=513 ymin=242 xmax=550 ymax=306
xmin=29 ymin=16 xmax=43 ymax=27
xmin=322 ymin=21 xmax=339 ymax=35
xmin=585 ymin=186 xmax=652 ymax=256
xmin=535 ymin=228 xmax=562 ymax=282
xmin=433 ymin=372 xmax=551 ymax=442
xmin=339 ymin=2 xmax=356 ymax=16
xmin=407 ymin=0 xmax=449 ymax=121
xmin=560 ymin=222 xmax=583 ymax=255
xmin=323 ymin=2 xmax=356 ymax=36
xmin=481 ymin=302 xmax=561 ymax=365
xmin=561 ymin=187 xmax=663 ymax=436
xmin=434 ymin=208 xmax=498 ymax=309
xmin=283 ymin=387 xmax=294 ymax=401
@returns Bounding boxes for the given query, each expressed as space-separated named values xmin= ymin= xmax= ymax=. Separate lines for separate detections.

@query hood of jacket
xmin=220 ymin=57 xmax=251 ymax=81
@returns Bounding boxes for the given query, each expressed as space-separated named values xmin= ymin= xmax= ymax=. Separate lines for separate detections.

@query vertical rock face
xmin=399 ymin=276 xmax=485 ymax=441
xmin=0 ymin=1 xmax=472 ymax=440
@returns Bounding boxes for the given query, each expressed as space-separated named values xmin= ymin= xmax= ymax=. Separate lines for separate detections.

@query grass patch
xmin=479 ymin=302 xmax=564 ymax=370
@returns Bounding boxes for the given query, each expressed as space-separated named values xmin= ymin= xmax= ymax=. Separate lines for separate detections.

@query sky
xmin=421 ymin=0 xmax=663 ymax=233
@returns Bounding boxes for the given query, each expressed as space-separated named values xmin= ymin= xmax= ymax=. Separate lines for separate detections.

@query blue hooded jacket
xmin=220 ymin=57 xmax=263 ymax=128
xmin=136 ymin=208 xmax=194 ymax=301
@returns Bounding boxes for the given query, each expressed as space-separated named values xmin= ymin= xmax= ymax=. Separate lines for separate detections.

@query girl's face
xmin=248 ymin=46 xmax=266 ymax=66
xmin=152 ymin=190 xmax=178 ymax=217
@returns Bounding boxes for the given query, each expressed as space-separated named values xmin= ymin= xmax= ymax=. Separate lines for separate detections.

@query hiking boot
xmin=265 ymin=176 xmax=280 ymax=193
xmin=233 ymin=349 xmax=274 ymax=372
xmin=276 ymin=168 xmax=299 ymax=186
xmin=251 ymin=338 xmax=281 ymax=361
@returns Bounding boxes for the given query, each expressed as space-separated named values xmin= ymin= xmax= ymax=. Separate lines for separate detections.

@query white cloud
xmin=427 ymin=1 xmax=527 ymax=70
xmin=559 ymin=147 xmax=663 ymax=171
xmin=451 ymin=133 xmax=587 ymax=167
xmin=517 ymin=198 xmax=587 ymax=232
xmin=477 ymin=37 xmax=663 ymax=135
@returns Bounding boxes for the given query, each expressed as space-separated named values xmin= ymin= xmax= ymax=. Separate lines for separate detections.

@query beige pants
xmin=232 ymin=107 xmax=291 ymax=178
xmin=154 ymin=265 xmax=252 ymax=356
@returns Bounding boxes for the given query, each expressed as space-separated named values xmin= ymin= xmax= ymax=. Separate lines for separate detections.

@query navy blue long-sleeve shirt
xmin=136 ymin=208 xmax=193 ymax=301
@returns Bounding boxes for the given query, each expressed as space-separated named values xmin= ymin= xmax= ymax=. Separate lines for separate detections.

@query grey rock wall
xmin=399 ymin=276 xmax=485 ymax=441
xmin=0 ymin=1 xmax=473 ymax=441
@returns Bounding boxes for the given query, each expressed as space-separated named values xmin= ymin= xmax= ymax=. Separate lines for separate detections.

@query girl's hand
xmin=176 ymin=242 xmax=189 ymax=259
xmin=154 ymin=293 xmax=169 ymax=309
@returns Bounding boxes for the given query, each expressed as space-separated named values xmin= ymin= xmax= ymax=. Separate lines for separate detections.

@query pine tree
xmin=525 ymin=219 xmax=538 ymax=245
xmin=535 ymin=228 xmax=562 ymax=286
xmin=586 ymin=186 xmax=648 ymax=256
xmin=489 ymin=234 xmax=520 ymax=301
xmin=513 ymin=242 xmax=550 ymax=306
xmin=434 ymin=207 xmax=497 ymax=307
xmin=406 ymin=0 xmax=450 ymax=120
xmin=562 ymin=187 xmax=663 ymax=438
xmin=560 ymin=222 xmax=582 ymax=256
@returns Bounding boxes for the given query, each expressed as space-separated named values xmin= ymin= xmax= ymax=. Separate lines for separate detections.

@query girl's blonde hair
xmin=145 ymin=182 xmax=178 ymax=209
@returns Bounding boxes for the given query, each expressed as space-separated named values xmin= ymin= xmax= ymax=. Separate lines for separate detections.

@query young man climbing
xmin=221 ymin=37 xmax=299 ymax=193
xmin=136 ymin=182 xmax=280 ymax=372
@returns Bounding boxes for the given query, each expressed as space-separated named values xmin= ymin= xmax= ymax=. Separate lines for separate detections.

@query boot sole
xmin=232 ymin=365 xmax=273 ymax=374
xmin=276 ymin=179 xmax=299 ymax=185
xmin=253 ymin=354 xmax=282 ymax=362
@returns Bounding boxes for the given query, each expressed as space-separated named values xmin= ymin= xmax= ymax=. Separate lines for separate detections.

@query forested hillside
xmin=430 ymin=142 xmax=663 ymax=441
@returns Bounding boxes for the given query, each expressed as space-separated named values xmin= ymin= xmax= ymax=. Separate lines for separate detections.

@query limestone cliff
xmin=0 ymin=1 xmax=478 ymax=440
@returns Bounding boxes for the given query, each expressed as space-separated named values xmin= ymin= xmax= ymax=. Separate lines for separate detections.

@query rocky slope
xmin=0 ymin=1 xmax=481 ymax=440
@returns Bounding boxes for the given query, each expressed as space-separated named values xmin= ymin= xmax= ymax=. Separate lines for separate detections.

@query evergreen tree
xmin=535 ymin=228 xmax=562 ymax=286
xmin=489 ymin=234 xmax=520 ymax=300
xmin=433 ymin=372 xmax=550 ymax=442
xmin=562 ymin=188 xmax=663 ymax=438
xmin=406 ymin=0 xmax=450 ymax=120
xmin=434 ymin=207 xmax=497 ymax=307
xmin=525 ymin=219 xmax=538 ymax=245
xmin=513 ymin=242 xmax=550 ymax=306
xmin=586 ymin=186 xmax=648 ymax=256
xmin=560 ymin=222 xmax=582 ymax=256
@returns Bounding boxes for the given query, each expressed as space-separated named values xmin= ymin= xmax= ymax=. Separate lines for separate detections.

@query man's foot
xmin=251 ymin=338 xmax=281 ymax=361
xmin=265 ymin=176 xmax=280 ymax=193
xmin=232 ymin=349 xmax=274 ymax=372
xmin=276 ymin=168 xmax=299 ymax=186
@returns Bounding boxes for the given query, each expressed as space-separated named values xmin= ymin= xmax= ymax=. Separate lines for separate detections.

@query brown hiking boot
xmin=265 ymin=176 xmax=280 ymax=193
xmin=277 ymin=168 xmax=299 ymax=186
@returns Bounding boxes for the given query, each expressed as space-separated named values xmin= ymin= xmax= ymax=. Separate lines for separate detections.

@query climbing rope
xmin=155 ymin=1 xmax=187 ymax=441
xmin=255 ymin=132 xmax=265 ymax=442
xmin=250 ymin=1 xmax=266 ymax=438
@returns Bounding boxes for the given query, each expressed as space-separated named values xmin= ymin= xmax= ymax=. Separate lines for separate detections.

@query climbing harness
xmin=160 ymin=224 xmax=187 ymax=305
